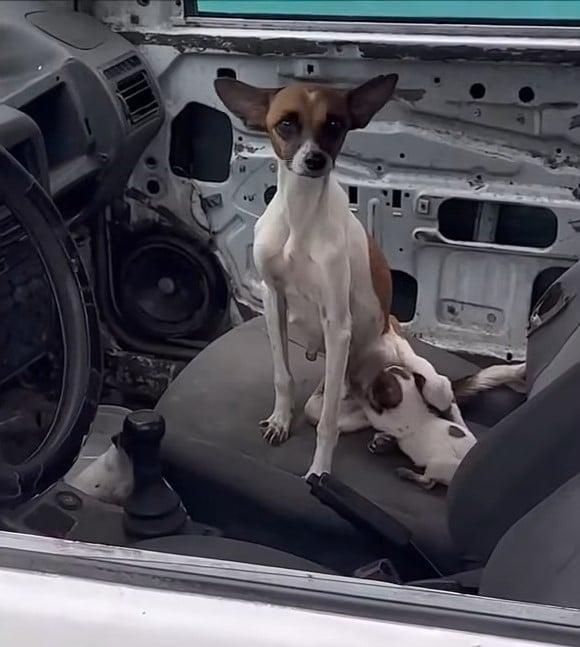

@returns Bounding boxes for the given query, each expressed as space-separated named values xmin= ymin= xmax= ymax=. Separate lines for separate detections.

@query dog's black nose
xmin=304 ymin=152 xmax=327 ymax=172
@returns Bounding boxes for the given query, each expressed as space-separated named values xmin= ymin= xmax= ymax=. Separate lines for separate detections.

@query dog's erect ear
xmin=214 ymin=78 xmax=281 ymax=131
xmin=413 ymin=372 xmax=427 ymax=395
xmin=369 ymin=369 xmax=403 ymax=413
xmin=347 ymin=74 xmax=398 ymax=130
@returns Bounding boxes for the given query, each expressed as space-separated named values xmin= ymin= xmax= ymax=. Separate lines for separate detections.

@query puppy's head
xmin=214 ymin=74 xmax=398 ymax=178
xmin=367 ymin=365 xmax=410 ymax=414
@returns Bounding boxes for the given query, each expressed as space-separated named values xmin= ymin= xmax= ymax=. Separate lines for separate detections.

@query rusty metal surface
xmin=119 ymin=28 xmax=580 ymax=65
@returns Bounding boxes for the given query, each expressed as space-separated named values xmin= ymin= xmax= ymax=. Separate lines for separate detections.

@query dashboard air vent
xmin=115 ymin=69 xmax=159 ymax=126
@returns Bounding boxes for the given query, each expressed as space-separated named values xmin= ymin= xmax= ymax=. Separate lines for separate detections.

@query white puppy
xmin=306 ymin=364 xmax=477 ymax=489
xmin=365 ymin=366 xmax=476 ymax=489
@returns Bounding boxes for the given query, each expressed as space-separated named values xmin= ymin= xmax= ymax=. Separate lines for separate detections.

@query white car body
xmin=0 ymin=532 xmax=576 ymax=646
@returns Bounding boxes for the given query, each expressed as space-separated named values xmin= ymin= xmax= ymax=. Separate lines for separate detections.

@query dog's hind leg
xmin=396 ymin=467 xmax=436 ymax=490
xmin=304 ymin=379 xmax=324 ymax=426
xmin=423 ymin=459 xmax=459 ymax=487
xmin=305 ymin=381 xmax=369 ymax=433
xmin=260 ymin=284 xmax=294 ymax=445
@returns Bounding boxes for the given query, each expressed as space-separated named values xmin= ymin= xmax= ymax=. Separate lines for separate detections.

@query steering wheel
xmin=0 ymin=146 xmax=101 ymax=504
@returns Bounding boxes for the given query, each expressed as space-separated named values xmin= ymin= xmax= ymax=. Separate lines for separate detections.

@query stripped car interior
xmin=2 ymin=0 xmax=580 ymax=639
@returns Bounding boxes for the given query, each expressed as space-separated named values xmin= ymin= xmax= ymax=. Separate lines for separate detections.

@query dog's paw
xmin=259 ymin=413 xmax=291 ymax=445
xmin=302 ymin=466 xmax=323 ymax=481
xmin=303 ymin=457 xmax=331 ymax=480
xmin=422 ymin=374 xmax=454 ymax=413
xmin=396 ymin=467 xmax=436 ymax=490
xmin=368 ymin=432 xmax=397 ymax=455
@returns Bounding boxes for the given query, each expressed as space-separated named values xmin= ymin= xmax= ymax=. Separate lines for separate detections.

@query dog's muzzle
xmin=304 ymin=151 xmax=327 ymax=172
xmin=290 ymin=142 xmax=331 ymax=177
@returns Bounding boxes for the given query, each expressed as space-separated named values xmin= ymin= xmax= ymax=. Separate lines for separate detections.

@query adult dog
xmin=215 ymin=75 xmax=456 ymax=477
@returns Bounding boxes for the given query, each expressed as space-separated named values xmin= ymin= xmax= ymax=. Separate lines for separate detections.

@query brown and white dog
xmin=214 ymin=75 xmax=459 ymax=477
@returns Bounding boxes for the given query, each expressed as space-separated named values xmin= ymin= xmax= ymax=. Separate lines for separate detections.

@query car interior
xmin=2 ymin=0 xmax=580 ymax=613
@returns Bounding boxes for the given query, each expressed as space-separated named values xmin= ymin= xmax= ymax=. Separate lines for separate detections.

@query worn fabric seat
xmin=157 ymin=317 xmax=523 ymax=574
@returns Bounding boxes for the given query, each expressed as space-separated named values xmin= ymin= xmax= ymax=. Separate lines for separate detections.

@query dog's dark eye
xmin=325 ymin=118 xmax=344 ymax=135
xmin=276 ymin=116 xmax=299 ymax=138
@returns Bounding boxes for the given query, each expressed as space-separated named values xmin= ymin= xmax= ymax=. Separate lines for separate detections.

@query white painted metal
xmin=0 ymin=532 xmax=577 ymax=646
xmin=0 ymin=567 xmax=556 ymax=647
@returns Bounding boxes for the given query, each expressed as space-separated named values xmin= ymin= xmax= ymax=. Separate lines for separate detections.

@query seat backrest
xmin=527 ymin=260 xmax=580 ymax=396
xmin=480 ymin=472 xmax=580 ymax=608
xmin=448 ymin=362 xmax=580 ymax=566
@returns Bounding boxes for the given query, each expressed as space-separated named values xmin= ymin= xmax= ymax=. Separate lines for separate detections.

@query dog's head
xmin=367 ymin=365 xmax=410 ymax=414
xmin=214 ymin=74 xmax=398 ymax=178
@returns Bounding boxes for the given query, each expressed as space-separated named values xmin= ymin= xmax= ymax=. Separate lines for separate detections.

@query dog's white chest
xmin=271 ymin=245 xmax=325 ymax=352
xmin=253 ymin=174 xmax=385 ymax=361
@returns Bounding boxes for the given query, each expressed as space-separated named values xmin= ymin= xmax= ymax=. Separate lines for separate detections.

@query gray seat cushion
xmin=158 ymin=318 xmax=489 ymax=574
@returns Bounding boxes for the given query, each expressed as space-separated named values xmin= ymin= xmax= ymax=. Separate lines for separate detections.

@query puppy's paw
xmin=259 ymin=412 xmax=292 ymax=445
xmin=396 ymin=466 xmax=423 ymax=481
xmin=396 ymin=467 xmax=436 ymax=490
xmin=368 ymin=432 xmax=397 ymax=455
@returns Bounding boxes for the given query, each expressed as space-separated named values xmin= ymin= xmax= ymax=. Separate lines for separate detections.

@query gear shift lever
xmin=121 ymin=410 xmax=187 ymax=539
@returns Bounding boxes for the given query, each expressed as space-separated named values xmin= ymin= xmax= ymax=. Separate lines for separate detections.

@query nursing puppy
xmin=366 ymin=366 xmax=476 ymax=489
xmin=215 ymin=75 xmax=456 ymax=477
xmin=306 ymin=360 xmax=526 ymax=488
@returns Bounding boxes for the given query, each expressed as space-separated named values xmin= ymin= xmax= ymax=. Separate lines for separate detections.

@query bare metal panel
xmin=91 ymin=1 xmax=580 ymax=359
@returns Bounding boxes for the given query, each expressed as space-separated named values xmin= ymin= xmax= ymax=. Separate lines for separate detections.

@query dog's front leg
xmin=260 ymin=283 xmax=294 ymax=445
xmin=306 ymin=271 xmax=351 ymax=477
xmin=393 ymin=337 xmax=467 ymax=426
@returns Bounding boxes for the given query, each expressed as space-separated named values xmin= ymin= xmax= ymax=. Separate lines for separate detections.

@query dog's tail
xmin=452 ymin=362 xmax=526 ymax=404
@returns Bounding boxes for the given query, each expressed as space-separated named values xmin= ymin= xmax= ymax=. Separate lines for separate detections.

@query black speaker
xmin=117 ymin=234 xmax=228 ymax=341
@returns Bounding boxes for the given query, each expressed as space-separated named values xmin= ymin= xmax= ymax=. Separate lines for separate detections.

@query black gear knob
xmin=118 ymin=411 xmax=165 ymax=481
xmin=123 ymin=410 xmax=165 ymax=443
xmin=121 ymin=410 xmax=187 ymax=539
